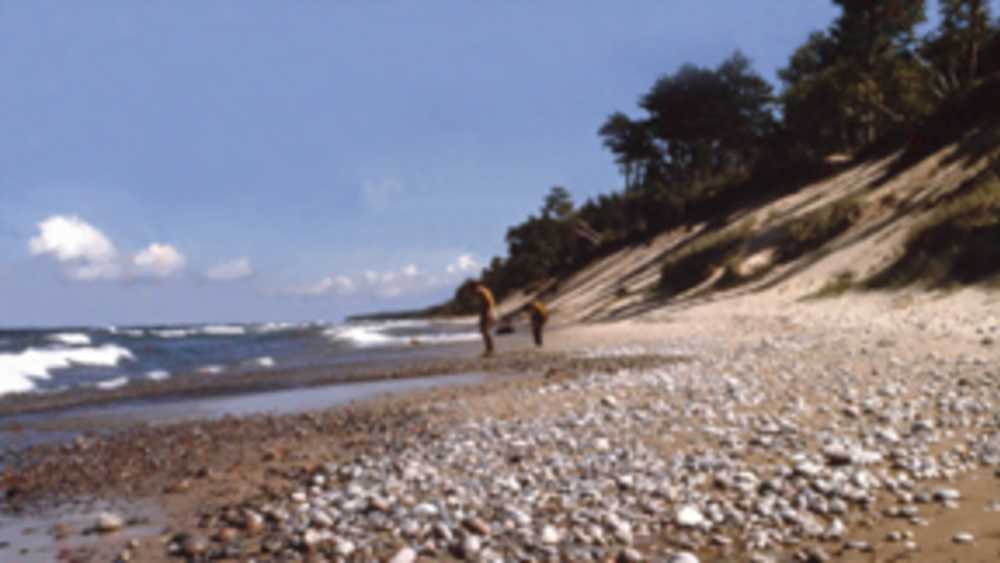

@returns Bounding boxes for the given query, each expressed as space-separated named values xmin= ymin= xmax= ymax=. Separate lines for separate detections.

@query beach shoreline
xmin=3 ymin=289 xmax=1000 ymax=561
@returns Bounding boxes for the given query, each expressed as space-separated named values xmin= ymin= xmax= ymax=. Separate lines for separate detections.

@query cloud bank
xmin=28 ymin=214 xmax=187 ymax=282
xmin=286 ymin=253 xmax=483 ymax=300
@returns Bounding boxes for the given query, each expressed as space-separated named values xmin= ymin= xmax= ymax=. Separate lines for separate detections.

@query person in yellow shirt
xmin=472 ymin=282 xmax=497 ymax=357
xmin=528 ymin=300 xmax=548 ymax=347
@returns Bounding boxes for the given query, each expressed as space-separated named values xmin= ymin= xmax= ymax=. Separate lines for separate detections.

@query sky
xmin=2 ymin=1 xmax=976 ymax=327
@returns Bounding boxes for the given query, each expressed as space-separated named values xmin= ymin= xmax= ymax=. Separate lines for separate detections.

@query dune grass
xmin=868 ymin=173 xmax=1000 ymax=288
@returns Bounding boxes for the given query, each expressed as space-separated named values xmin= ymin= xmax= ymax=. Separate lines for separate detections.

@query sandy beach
xmin=2 ymin=287 xmax=1000 ymax=561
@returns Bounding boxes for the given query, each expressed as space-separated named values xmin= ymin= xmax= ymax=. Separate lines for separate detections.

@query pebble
xmin=933 ymin=488 xmax=961 ymax=502
xmin=302 ymin=529 xmax=325 ymax=549
xmin=464 ymin=517 xmax=491 ymax=536
xmin=187 ymin=325 xmax=1000 ymax=561
xmin=462 ymin=534 xmax=482 ymax=557
xmin=953 ymin=532 xmax=975 ymax=544
xmin=619 ymin=547 xmax=645 ymax=562
xmin=413 ymin=503 xmax=439 ymax=517
xmin=845 ymin=540 xmax=871 ymax=552
xmin=181 ymin=535 xmax=207 ymax=557
xmin=675 ymin=505 xmax=705 ymax=528
xmin=95 ymin=512 xmax=124 ymax=533
xmin=541 ymin=525 xmax=560 ymax=544
xmin=334 ymin=538 xmax=356 ymax=556
xmin=388 ymin=547 xmax=417 ymax=563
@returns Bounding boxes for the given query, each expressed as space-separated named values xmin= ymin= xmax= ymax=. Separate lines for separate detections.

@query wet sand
xmin=0 ymin=372 xmax=489 ymax=451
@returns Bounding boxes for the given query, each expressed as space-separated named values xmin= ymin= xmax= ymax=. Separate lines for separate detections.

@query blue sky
xmin=2 ymin=1 xmax=973 ymax=326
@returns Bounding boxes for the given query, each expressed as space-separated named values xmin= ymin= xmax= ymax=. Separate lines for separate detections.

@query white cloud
xmin=28 ymin=215 xmax=120 ymax=280
xmin=29 ymin=214 xmax=191 ymax=283
xmin=361 ymin=178 xmax=404 ymax=211
xmin=284 ymin=255 xmax=481 ymax=302
xmin=28 ymin=215 xmax=116 ymax=263
xmin=205 ymin=257 xmax=253 ymax=282
xmin=132 ymin=243 xmax=186 ymax=278
xmin=446 ymin=253 xmax=481 ymax=275
xmin=287 ymin=275 xmax=356 ymax=297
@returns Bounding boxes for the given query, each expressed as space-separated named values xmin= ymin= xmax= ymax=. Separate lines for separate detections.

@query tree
xmin=779 ymin=33 xmax=854 ymax=155
xmin=830 ymin=0 xmax=926 ymax=68
xmin=542 ymin=186 xmax=574 ymax=220
xmin=639 ymin=51 xmax=775 ymax=182
xmin=921 ymin=0 xmax=993 ymax=95
xmin=778 ymin=32 xmax=839 ymax=86
xmin=780 ymin=2 xmax=936 ymax=154
xmin=826 ymin=0 xmax=930 ymax=144
xmin=598 ymin=112 xmax=658 ymax=190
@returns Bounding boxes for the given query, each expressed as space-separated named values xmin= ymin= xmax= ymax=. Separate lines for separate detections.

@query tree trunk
xmin=968 ymin=0 xmax=984 ymax=84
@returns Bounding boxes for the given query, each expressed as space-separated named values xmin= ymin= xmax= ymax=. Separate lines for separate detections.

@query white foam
xmin=407 ymin=332 xmax=480 ymax=345
xmin=256 ymin=322 xmax=296 ymax=334
xmin=48 ymin=332 xmax=92 ymax=346
xmin=201 ymin=325 xmax=246 ymax=336
xmin=324 ymin=325 xmax=395 ymax=348
xmin=253 ymin=356 xmax=275 ymax=368
xmin=197 ymin=365 xmax=225 ymax=375
xmin=96 ymin=376 xmax=129 ymax=390
xmin=152 ymin=328 xmax=190 ymax=338
xmin=146 ymin=370 xmax=170 ymax=381
xmin=324 ymin=323 xmax=478 ymax=349
xmin=121 ymin=328 xmax=146 ymax=337
xmin=0 ymin=344 xmax=135 ymax=396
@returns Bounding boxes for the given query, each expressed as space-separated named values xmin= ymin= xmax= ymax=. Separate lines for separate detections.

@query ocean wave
xmin=201 ymin=325 xmax=246 ymax=336
xmin=96 ymin=376 xmax=129 ymax=390
xmin=255 ymin=322 xmax=297 ymax=334
xmin=324 ymin=324 xmax=479 ymax=348
xmin=47 ymin=332 xmax=92 ymax=346
xmin=151 ymin=328 xmax=190 ymax=339
xmin=324 ymin=325 xmax=395 ymax=348
xmin=253 ymin=356 xmax=275 ymax=368
xmin=197 ymin=365 xmax=225 ymax=375
xmin=146 ymin=370 xmax=171 ymax=381
xmin=0 ymin=344 xmax=135 ymax=396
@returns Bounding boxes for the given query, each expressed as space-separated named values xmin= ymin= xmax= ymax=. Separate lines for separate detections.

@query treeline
xmin=432 ymin=0 xmax=1000 ymax=315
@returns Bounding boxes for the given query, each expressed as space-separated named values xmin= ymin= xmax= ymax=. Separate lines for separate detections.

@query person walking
xmin=528 ymin=299 xmax=548 ymax=347
xmin=473 ymin=281 xmax=497 ymax=357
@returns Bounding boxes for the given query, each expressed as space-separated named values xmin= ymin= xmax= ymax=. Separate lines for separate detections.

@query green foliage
xmin=781 ymin=198 xmax=864 ymax=262
xmin=598 ymin=113 xmax=658 ymax=190
xmin=640 ymin=51 xmax=776 ymax=181
xmin=781 ymin=1 xmax=939 ymax=155
xmin=921 ymin=0 xmax=994 ymax=94
xmin=542 ymin=186 xmax=574 ymax=220
xmin=830 ymin=0 xmax=926 ymax=66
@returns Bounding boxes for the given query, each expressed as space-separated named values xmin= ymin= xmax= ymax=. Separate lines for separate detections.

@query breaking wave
xmin=0 ymin=344 xmax=135 ymax=395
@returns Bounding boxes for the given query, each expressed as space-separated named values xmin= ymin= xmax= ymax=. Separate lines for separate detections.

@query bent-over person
xmin=528 ymin=299 xmax=548 ymax=347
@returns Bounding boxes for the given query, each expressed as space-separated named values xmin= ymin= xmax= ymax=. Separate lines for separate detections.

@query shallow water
xmin=0 ymin=499 xmax=162 ymax=562
xmin=0 ymin=371 xmax=487 ymax=450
